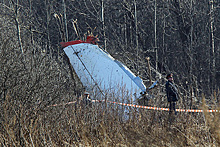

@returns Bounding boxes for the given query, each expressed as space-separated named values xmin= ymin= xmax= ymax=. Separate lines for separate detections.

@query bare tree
xmin=15 ymin=0 xmax=23 ymax=54
xmin=154 ymin=0 xmax=158 ymax=71
xmin=62 ymin=0 xmax=68 ymax=42
xmin=210 ymin=0 xmax=216 ymax=89
xmin=101 ymin=0 xmax=106 ymax=50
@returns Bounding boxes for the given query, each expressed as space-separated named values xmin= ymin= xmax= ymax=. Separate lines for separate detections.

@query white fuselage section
xmin=64 ymin=43 xmax=146 ymax=103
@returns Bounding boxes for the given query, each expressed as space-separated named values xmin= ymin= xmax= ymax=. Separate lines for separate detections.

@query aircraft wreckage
xmin=61 ymin=36 xmax=157 ymax=104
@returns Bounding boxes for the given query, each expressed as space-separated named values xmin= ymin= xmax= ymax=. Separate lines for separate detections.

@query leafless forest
xmin=0 ymin=0 xmax=219 ymax=146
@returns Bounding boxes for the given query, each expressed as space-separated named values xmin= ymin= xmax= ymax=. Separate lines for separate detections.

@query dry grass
xmin=0 ymin=39 xmax=219 ymax=146
xmin=0 ymin=90 xmax=219 ymax=147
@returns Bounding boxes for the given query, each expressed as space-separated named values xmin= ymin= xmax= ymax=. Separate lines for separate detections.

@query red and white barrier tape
xmin=47 ymin=99 xmax=219 ymax=113
xmin=91 ymin=99 xmax=219 ymax=113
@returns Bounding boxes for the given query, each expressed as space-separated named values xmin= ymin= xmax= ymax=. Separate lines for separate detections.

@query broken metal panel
xmin=64 ymin=43 xmax=146 ymax=102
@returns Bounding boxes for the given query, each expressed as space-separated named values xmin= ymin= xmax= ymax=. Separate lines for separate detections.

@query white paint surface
xmin=64 ymin=43 xmax=146 ymax=102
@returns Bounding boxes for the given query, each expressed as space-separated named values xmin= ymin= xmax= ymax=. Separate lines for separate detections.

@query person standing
xmin=83 ymin=91 xmax=92 ymax=106
xmin=165 ymin=73 xmax=179 ymax=115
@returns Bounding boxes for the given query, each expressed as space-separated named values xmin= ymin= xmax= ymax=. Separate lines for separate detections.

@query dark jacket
xmin=165 ymin=81 xmax=178 ymax=102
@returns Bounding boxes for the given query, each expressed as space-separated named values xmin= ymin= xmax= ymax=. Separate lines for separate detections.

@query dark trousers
xmin=169 ymin=101 xmax=177 ymax=114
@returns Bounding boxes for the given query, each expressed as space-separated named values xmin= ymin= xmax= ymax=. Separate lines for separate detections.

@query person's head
xmin=166 ymin=73 xmax=173 ymax=81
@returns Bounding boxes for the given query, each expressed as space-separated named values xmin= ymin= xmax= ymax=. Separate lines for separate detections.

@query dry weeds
xmin=0 ymin=40 xmax=219 ymax=147
xmin=0 ymin=90 xmax=219 ymax=147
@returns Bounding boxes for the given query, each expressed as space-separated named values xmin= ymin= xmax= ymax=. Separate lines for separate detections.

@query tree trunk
xmin=101 ymin=0 xmax=106 ymax=51
xmin=134 ymin=0 xmax=139 ymax=73
xmin=189 ymin=0 xmax=194 ymax=109
xmin=154 ymin=0 xmax=158 ymax=71
xmin=210 ymin=0 xmax=215 ymax=89
xmin=63 ymin=0 xmax=68 ymax=42
xmin=15 ymin=0 xmax=23 ymax=54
